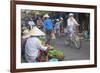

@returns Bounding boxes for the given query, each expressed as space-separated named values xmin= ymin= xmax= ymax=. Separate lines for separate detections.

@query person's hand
xmin=45 ymin=44 xmax=53 ymax=49
xmin=47 ymin=44 xmax=51 ymax=49
xmin=44 ymin=48 xmax=49 ymax=55
xmin=41 ymin=41 xmax=45 ymax=45
xmin=76 ymin=24 xmax=80 ymax=32
xmin=77 ymin=24 xmax=80 ymax=26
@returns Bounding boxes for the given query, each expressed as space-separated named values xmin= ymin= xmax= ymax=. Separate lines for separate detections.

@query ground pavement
xmin=51 ymin=36 xmax=90 ymax=61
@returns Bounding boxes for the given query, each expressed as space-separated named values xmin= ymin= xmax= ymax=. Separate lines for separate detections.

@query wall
xmin=0 ymin=0 xmax=100 ymax=73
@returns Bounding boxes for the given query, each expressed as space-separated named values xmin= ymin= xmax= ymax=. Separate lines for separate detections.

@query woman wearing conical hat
xmin=24 ymin=26 xmax=50 ymax=62
xmin=21 ymin=29 xmax=31 ymax=58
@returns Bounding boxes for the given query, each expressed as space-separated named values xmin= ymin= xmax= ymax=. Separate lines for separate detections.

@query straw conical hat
xmin=43 ymin=14 xmax=50 ymax=18
xmin=21 ymin=26 xmax=27 ymax=31
xmin=30 ymin=26 xmax=45 ymax=36
xmin=22 ymin=29 xmax=31 ymax=39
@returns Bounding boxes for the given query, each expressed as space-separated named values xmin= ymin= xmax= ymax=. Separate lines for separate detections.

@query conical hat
xmin=30 ymin=26 xmax=45 ymax=36
xmin=43 ymin=14 xmax=50 ymax=18
xmin=21 ymin=26 xmax=27 ymax=31
xmin=22 ymin=29 xmax=31 ymax=39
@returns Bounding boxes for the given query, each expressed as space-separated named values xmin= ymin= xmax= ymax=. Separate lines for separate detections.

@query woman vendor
xmin=25 ymin=26 xmax=50 ymax=62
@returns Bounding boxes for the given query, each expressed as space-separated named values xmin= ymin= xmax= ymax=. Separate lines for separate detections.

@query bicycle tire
xmin=73 ymin=35 xmax=81 ymax=49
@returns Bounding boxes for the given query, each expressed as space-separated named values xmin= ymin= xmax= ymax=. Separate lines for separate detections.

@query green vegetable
xmin=48 ymin=49 xmax=64 ymax=60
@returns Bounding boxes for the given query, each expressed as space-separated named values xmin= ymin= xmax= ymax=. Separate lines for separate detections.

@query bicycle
xmin=65 ymin=26 xmax=81 ymax=49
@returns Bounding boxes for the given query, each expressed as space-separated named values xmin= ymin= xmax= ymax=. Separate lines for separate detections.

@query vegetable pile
xmin=48 ymin=49 xmax=64 ymax=61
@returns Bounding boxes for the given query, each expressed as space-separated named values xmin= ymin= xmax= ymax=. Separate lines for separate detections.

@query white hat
xmin=69 ymin=13 xmax=74 ymax=16
xmin=60 ymin=17 xmax=63 ymax=20
xmin=56 ymin=19 xmax=59 ymax=21
xmin=30 ymin=26 xmax=45 ymax=36
xmin=43 ymin=14 xmax=50 ymax=18
xmin=22 ymin=29 xmax=31 ymax=39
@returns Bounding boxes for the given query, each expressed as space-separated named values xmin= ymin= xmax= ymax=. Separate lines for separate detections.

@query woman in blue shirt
xmin=43 ymin=14 xmax=53 ymax=45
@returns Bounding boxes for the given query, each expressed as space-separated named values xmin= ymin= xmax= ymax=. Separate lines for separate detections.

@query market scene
xmin=21 ymin=10 xmax=90 ymax=63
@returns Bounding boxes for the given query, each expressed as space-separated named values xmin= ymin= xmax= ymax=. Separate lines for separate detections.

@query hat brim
xmin=30 ymin=26 xmax=45 ymax=36
xmin=44 ymin=16 xmax=50 ymax=18
xmin=43 ymin=14 xmax=50 ymax=18
xmin=22 ymin=34 xmax=30 ymax=39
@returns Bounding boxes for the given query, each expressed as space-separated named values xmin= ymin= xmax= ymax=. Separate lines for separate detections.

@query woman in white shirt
xmin=67 ymin=13 xmax=79 ymax=38
xmin=25 ymin=37 xmax=48 ymax=62
xmin=25 ymin=27 xmax=49 ymax=62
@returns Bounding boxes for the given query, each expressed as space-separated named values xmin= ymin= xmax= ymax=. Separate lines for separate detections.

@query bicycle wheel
xmin=65 ymin=34 xmax=70 ymax=46
xmin=73 ymin=35 xmax=81 ymax=49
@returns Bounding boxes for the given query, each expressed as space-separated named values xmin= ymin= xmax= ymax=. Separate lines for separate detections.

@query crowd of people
xmin=21 ymin=12 xmax=80 ymax=62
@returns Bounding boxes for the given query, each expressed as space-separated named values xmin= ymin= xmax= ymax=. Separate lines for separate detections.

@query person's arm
xmin=43 ymin=20 xmax=47 ymax=31
xmin=67 ymin=19 xmax=70 ymax=26
xmin=73 ymin=18 xmax=79 ymax=26
xmin=41 ymin=20 xmax=44 ymax=25
xmin=37 ymin=38 xmax=48 ymax=51
xmin=31 ymin=21 xmax=35 ymax=26
xmin=43 ymin=20 xmax=46 ymax=29
xmin=37 ymin=20 xmax=39 ymax=25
